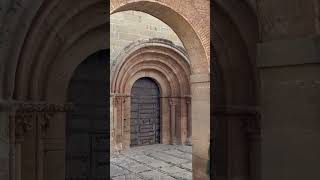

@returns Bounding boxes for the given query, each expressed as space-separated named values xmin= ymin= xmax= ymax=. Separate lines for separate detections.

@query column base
xmin=185 ymin=137 xmax=192 ymax=146
xmin=171 ymin=138 xmax=178 ymax=145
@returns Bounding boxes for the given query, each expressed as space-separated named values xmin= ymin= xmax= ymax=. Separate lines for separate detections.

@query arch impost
xmin=169 ymin=98 xmax=177 ymax=106
xmin=190 ymin=73 xmax=210 ymax=83
xmin=1 ymin=101 xmax=74 ymax=112
xmin=212 ymin=105 xmax=260 ymax=117
xmin=111 ymin=93 xmax=130 ymax=97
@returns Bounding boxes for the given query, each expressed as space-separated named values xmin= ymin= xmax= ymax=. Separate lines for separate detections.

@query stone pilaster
xmin=190 ymin=73 xmax=210 ymax=180
xmin=169 ymin=98 xmax=177 ymax=145
xmin=185 ymin=96 xmax=192 ymax=145
xmin=7 ymin=102 xmax=72 ymax=180
xmin=112 ymin=94 xmax=130 ymax=151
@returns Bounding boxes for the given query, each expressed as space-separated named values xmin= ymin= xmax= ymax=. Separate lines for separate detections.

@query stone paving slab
xmin=111 ymin=164 xmax=130 ymax=177
xmin=147 ymin=152 xmax=189 ymax=165
xmin=114 ymin=157 xmax=153 ymax=173
xmin=162 ymin=149 xmax=192 ymax=161
xmin=139 ymin=170 xmax=176 ymax=180
xmin=180 ymin=162 xmax=192 ymax=171
xmin=112 ymin=174 xmax=144 ymax=180
xmin=111 ymin=144 xmax=193 ymax=180
xmin=130 ymin=154 xmax=172 ymax=168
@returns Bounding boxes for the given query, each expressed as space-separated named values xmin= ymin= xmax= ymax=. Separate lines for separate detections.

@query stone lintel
xmin=258 ymin=36 xmax=320 ymax=68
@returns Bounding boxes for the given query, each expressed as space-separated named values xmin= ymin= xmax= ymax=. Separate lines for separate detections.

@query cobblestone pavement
xmin=111 ymin=144 xmax=192 ymax=180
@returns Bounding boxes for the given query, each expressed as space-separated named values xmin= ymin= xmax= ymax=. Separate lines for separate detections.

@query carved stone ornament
xmin=185 ymin=96 xmax=191 ymax=104
xmin=11 ymin=102 xmax=74 ymax=137
xmin=14 ymin=112 xmax=34 ymax=138
xmin=169 ymin=98 xmax=176 ymax=106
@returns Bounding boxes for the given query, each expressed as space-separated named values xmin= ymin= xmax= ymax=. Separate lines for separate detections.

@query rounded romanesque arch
xmin=110 ymin=39 xmax=192 ymax=151
xmin=11 ymin=0 xmax=108 ymax=101
xmin=110 ymin=2 xmax=210 ymax=178
xmin=212 ymin=1 xmax=260 ymax=180
xmin=111 ymin=0 xmax=210 ymax=74
xmin=0 ymin=1 xmax=109 ymax=180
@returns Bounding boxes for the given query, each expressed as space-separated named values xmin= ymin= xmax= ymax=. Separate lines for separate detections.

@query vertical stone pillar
xmin=241 ymin=112 xmax=261 ymax=180
xmin=114 ymin=96 xmax=122 ymax=149
xmin=8 ymin=102 xmax=72 ymax=180
xmin=8 ymin=107 xmax=35 ymax=180
xmin=169 ymin=98 xmax=177 ymax=144
xmin=0 ymin=102 xmax=10 ymax=180
xmin=113 ymin=95 xmax=128 ymax=151
xmin=122 ymin=95 xmax=130 ymax=150
xmin=191 ymin=73 xmax=210 ymax=180
xmin=37 ymin=111 xmax=55 ymax=180
xmin=257 ymin=1 xmax=320 ymax=179
xmin=110 ymin=96 xmax=114 ymax=153
xmin=112 ymin=96 xmax=118 ymax=149
xmin=186 ymin=97 xmax=192 ymax=145
xmin=8 ymin=112 xmax=16 ymax=180
xmin=13 ymin=138 xmax=23 ymax=180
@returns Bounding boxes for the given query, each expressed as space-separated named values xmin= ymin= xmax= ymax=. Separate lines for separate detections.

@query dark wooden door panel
xmin=66 ymin=50 xmax=108 ymax=180
xmin=130 ymin=77 xmax=160 ymax=147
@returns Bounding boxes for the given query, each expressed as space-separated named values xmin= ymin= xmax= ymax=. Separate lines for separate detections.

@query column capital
xmin=9 ymin=102 xmax=73 ymax=138
xmin=169 ymin=98 xmax=177 ymax=106
xmin=10 ymin=101 xmax=74 ymax=112
xmin=113 ymin=95 xmax=127 ymax=106
xmin=186 ymin=97 xmax=191 ymax=104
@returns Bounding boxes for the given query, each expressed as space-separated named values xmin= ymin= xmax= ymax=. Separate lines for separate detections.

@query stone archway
xmin=110 ymin=2 xmax=210 ymax=178
xmin=111 ymin=39 xmax=191 ymax=152
xmin=4 ymin=1 xmax=109 ymax=180
xmin=1 ymin=0 xmax=210 ymax=179
xmin=212 ymin=1 xmax=260 ymax=180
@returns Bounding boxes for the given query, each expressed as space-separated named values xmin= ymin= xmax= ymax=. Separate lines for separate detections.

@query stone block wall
xmin=110 ymin=11 xmax=184 ymax=66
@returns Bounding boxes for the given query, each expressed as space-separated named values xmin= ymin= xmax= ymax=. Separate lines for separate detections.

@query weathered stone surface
xmin=110 ymin=164 xmax=130 ymax=177
xmin=110 ymin=11 xmax=183 ymax=66
xmin=138 ymin=170 xmax=176 ymax=180
xmin=111 ymin=144 xmax=192 ymax=180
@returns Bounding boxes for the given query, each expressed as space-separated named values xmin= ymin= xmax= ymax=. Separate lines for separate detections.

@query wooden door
xmin=65 ymin=50 xmax=108 ymax=180
xmin=130 ymin=77 xmax=160 ymax=146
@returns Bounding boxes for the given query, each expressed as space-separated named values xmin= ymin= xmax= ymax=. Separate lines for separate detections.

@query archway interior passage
xmin=130 ymin=77 xmax=161 ymax=146
xmin=66 ymin=50 xmax=109 ymax=179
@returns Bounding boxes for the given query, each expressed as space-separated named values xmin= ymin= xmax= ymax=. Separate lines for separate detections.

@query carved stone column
xmin=169 ymin=98 xmax=177 ymax=144
xmin=110 ymin=96 xmax=116 ymax=153
xmin=113 ymin=94 xmax=128 ymax=151
xmin=10 ymin=110 xmax=33 ymax=180
xmin=243 ymin=114 xmax=261 ymax=180
xmin=9 ymin=102 xmax=73 ymax=180
xmin=186 ymin=97 xmax=192 ymax=145
xmin=112 ymin=96 xmax=119 ymax=144
xmin=190 ymin=73 xmax=210 ymax=180
xmin=115 ymin=96 xmax=124 ymax=142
